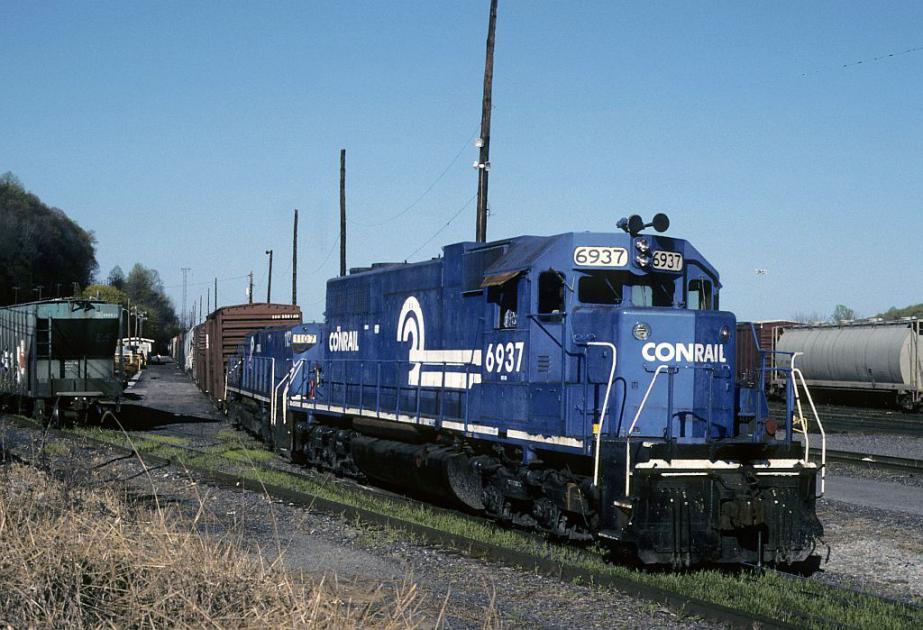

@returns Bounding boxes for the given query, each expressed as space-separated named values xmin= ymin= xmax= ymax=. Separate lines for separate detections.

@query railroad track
xmin=5 ymin=413 xmax=922 ymax=629
xmin=818 ymin=448 xmax=923 ymax=474
xmin=768 ymin=402 xmax=923 ymax=436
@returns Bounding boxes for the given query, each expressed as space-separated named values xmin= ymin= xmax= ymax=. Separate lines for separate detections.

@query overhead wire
xmin=800 ymin=44 xmax=923 ymax=77
xmin=405 ymin=193 xmax=478 ymax=261
xmin=351 ymin=128 xmax=479 ymax=228
xmin=307 ymin=235 xmax=341 ymax=274
xmin=171 ymin=128 xmax=479 ymax=308
xmin=162 ymin=274 xmax=249 ymax=290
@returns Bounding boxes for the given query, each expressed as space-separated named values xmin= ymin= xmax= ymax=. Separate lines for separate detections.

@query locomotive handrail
xmin=281 ymin=359 xmax=306 ymax=426
xmin=271 ymin=360 xmax=295 ymax=428
xmin=224 ymin=358 xmax=243 ymax=402
xmin=301 ymin=356 xmax=477 ymax=423
xmin=790 ymin=353 xmax=827 ymax=496
xmin=267 ymin=357 xmax=276 ymax=425
xmin=625 ymin=364 xmax=670 ymax=496
xmin=585 ymin=341 xmax=617 ymax=487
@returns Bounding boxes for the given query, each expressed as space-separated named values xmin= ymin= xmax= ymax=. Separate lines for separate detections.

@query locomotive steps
xmin=5 ymin=414 xmax=920 ymax=629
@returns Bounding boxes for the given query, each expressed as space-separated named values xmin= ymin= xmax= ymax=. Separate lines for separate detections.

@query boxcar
xmin=736 ymin=320 xmax=796 ymax=386
xmin=194 ymin=304 xmax=301 ymax=403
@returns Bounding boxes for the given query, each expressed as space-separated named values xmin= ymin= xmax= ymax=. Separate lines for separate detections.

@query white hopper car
xmin=773 ymin=319 xmax=922 ymax=411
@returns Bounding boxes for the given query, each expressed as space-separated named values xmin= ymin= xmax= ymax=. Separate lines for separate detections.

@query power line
xmin=801 ymin=44 xmax=923 ymax=77
xmin=352 ymin=129 xmax=479 ymax=228
xmin=307 ymin=235 xmax=341 ymax=274
xmin=162 ymin=274 xmax=248 ymax=290
xmin=406 ymin=193 xmax=477 ymax=261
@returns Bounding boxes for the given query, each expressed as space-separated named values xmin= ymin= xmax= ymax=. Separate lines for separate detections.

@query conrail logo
xmin=642 ymin=342 xmax=727 ymax=364
xmin=329 ymin=326 xmax=359 ymax=352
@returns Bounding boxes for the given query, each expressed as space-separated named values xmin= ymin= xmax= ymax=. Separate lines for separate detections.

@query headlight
xmin=632 ymin=322 xmax=651 ymax=340
xmin=635 ymin=254 xmax=651 ymax=267
xmin=719 ymin=325 xmax=730 ymax=342
xmin=634 ymin=238 xmax=650 ymax=253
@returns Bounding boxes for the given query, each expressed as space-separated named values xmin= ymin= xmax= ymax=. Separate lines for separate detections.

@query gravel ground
xmin=816 ymin=499 xmax=923 ymax=604
xmin=0 ymin=419 xmax=714 ymax=629
xmin=804 ymin=432 xmax=923 ymax=460
xmin=8 ymin=410 xmax=923 ymax=622
xmin=791 ymin=432 xmax=923 ymax=488
xmin=824 ymin=460 xmax=923 ymax=488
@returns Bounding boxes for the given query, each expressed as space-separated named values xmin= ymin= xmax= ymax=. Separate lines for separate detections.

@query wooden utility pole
xmin=340 ymin=149 xmax=347 ymax=277
xmin=248 ymin=271 xmax=254 ymax=304
xmin=475 ymin=0 xmax=498 ymax=243
xmin=265 ymin=249 xmax=273 ymax=303
xmin=292 ymin=208 xmax=298 ymax=305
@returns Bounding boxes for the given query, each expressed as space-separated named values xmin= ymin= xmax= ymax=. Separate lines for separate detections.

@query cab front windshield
xmin=577 ymin=270 xmax=675 ymax=307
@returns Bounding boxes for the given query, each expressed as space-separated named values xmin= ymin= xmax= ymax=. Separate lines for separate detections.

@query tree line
xmin=0 ymin=172 xmax=97 ymax=303
xmin=1 ymin=172 xmax=179 ymax=351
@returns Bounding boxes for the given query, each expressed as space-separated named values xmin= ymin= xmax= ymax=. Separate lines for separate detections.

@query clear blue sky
xmin=2 ymin=1 xmax=921 ymax=323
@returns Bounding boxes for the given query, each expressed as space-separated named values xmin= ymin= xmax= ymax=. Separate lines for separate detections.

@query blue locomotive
xmin=225 ymin=322 xmax=322 ymax=448
xmin=226 ymin=215 xmax=825 ymax=567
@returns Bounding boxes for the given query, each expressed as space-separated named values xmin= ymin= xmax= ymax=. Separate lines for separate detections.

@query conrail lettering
xmin=328 ymin=326 xmax=359 ymax=352
xmin=641 ymin=342 xmax=726 ymax=363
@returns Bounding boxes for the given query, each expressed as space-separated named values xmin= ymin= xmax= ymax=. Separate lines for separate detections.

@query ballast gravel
xmin=0 ymin=419 xmax=714 ymax=629
xmin=807 ymin=431 xmax=923 ymax=461
xmin=6 ymin=415 xmax=923 ymax=624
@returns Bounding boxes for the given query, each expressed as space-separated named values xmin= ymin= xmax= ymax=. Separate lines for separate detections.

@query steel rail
xmin=814 ymin=448 xmax=923 ymax=474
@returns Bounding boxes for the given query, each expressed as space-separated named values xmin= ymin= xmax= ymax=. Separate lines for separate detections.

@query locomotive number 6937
xmin=484 ymin=341 xmax=525 ymax=373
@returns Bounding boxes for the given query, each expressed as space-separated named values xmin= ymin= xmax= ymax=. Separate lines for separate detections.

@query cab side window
xmin=489 ymin=280 xmax=520 ymax=329
xmin=688 ymin=279 xmax=713 ymax=310
xmin=538 ymin=270 xmax=565 ymax=314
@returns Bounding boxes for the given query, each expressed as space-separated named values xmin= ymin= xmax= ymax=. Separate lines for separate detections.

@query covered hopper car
xmin=226 ymin=215 xmax=827 ymax=569
xmin=772 ymin=319 xmax=922 ymax=411
xmin=0 ymin=298 xmax=123 ymax=420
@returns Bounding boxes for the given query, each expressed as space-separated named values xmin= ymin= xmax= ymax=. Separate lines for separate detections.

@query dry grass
xmin=0 ymin=463 xmax=425 ymax=628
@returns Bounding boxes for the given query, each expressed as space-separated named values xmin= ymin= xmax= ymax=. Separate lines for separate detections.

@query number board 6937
xmin=652 ymin=251 xmax=683 ymax=271
xmin=573 ymin=246 xmax=628 ymax=268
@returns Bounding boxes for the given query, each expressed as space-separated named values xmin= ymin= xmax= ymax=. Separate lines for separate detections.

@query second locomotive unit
xmin=226 ymin=214 xmax=825 ymax=567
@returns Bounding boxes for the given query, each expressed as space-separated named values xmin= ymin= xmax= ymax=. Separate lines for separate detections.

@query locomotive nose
xmin=614 ymin=308 xmax=735 ymax=442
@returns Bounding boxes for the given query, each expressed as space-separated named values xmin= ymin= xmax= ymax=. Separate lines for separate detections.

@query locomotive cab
xmin=474 ymin=220 xmax=823 ymax=566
